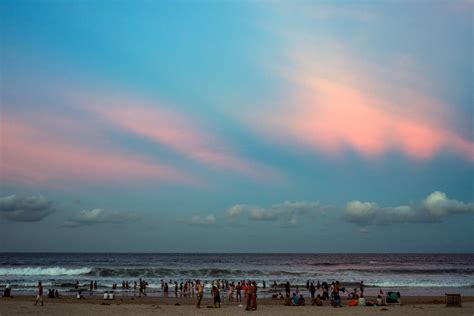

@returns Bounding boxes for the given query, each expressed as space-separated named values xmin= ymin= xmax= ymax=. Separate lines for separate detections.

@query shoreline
xmin=3 ymin=294 xmax=474 ymax=305
xmin=1 ymin=296 xmax=473 ymax=316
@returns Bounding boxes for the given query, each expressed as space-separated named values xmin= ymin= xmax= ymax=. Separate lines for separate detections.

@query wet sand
xmin=1 ymin=295 xmax=473 ymax=315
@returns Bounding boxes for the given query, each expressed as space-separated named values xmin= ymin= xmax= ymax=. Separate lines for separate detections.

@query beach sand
xmin=1 ymin=296 xmax=473 ymax=315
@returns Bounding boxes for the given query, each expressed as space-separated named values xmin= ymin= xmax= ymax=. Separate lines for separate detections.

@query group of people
xmin=26 ymin=277 xmax=388 ymax=310
xmin=281 ymin=293 xmax=306 ymax=306
xmin=203 ymin=280 xmax=258 ymax=310
xmin=47 ymin=288 xmax=60 ymax=298
xmin=270 ymin=279 xmax=386 ymax=308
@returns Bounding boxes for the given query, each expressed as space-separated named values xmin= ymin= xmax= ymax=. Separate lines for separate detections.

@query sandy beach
xmin=1 ymin=296 xmax=473 ymax=315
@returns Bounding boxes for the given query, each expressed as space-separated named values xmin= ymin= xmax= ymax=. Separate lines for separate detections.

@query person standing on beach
xmin=228 ymin=282 xmax=234 ymax=302
xmin=272 ymin=281 xmax=277 ymax=291
xmin=236 ymin=282 xmax=242 ymax=302
xmin=251 ymin=281 xmax=258 ymax=310
xmin=244 ymin=282 xmax=250 ymax=310
xmin=34 ymin=281 xmax=44 ymax=306
xmin=196 ymin=280 xmax=203 ymax=308
xmin=164 ymin=282 xmax=169 ymax=297
xmin=211 ymin=286 xmax=221 ymax=308
xmin=310 ymin=282 xmax=316 ymax=299
xmin=89 ymin=281 xmax=93 ymax=296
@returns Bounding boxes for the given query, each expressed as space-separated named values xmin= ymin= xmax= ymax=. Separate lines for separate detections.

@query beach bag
xmin=386 ymin=292 xmax=400 ymax=304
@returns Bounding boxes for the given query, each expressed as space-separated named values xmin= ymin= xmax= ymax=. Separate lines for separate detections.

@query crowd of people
xmin=2 ymin=277 xmax=389 ymax=309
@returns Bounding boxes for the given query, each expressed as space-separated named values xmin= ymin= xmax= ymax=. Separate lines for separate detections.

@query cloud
xmin=344 ymin=201 xmax=379 ymax=224
xmin=79 ymin=95 xmax=278 ymax=182
xmin=63 ymin=208 xmax=141 ymax=227
xmin=1 ymin=114 xmax=192 ymax=187
xmin=344 ymin=191 xmax=474 ymax=226
xmin=179 ymin=214 xmax=216 ymax=226
xmin=0 ymin=195 xmax=54 ymax=222
xmin=423 ymin=191 xmax=474 ymax=218
xmin=249 ymin=75 xmax=473 ymax=162
xmin=226 ymin=201 xmax=322 ymax=227
xmin=241 ymin=16 xmax=474 ymax=163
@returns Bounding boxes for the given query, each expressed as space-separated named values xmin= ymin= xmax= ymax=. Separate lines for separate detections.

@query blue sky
xmin=0 ymin=0 xmax=473 ymax=252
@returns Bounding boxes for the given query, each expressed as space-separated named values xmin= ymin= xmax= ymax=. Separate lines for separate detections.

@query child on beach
xmin=291 ymin=293 xmax=299 ymax=305
xmin=312 ymin=294 xmax=323 ymax=306
xmin=76 ymin=290 xmax=85 ymax=299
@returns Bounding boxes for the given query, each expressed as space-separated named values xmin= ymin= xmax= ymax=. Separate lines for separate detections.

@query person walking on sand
xmin=34 ymin=281 xmax=44 ymax=306
xmin=196 ymin=280 xmax=203 ymax=308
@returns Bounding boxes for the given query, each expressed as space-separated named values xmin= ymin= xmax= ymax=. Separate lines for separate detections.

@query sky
xmin=0 ymin=0 xmax=473 ymax=253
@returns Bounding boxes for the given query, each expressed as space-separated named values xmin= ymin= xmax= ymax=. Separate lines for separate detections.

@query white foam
xmin=369 ymin=280 xmax=472 ymax=288
xmin=0 ymin=267 xmax=92 ymax=276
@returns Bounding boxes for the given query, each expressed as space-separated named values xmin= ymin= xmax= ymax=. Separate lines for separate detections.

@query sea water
xmin=1 ymin=253 xmax=473 ymax=296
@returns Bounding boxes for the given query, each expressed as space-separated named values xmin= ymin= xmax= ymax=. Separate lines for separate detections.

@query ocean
xmin=1 ymin=253 xmax=473 ymax=297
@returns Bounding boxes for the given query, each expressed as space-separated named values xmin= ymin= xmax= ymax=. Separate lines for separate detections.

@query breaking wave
xmin=0 ymin=267 xmax=92 ymax=276
xmin=1 ymin=266 xmax=471 ymax=278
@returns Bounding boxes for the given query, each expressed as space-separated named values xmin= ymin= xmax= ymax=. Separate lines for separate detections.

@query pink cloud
xmin=0 ymin=114 xmax=193 ymax=187
xmin=250 ymin=75 xmax=473 ymax=162
xmin=80 ymin=95 xmax=277 ymax=182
